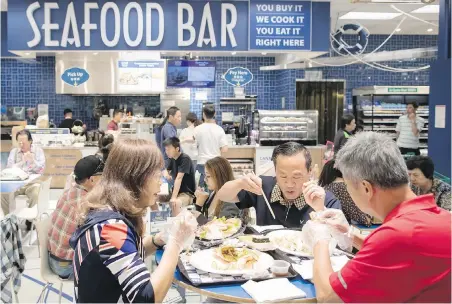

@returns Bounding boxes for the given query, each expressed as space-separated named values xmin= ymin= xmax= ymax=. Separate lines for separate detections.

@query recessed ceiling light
xmin=231 ymin=52 xmax=237 ymax=55
xmin=340 ymin=12 xmax=401 ymax=20
xmin=396 ymin=28 xmax=402 ymax=32
xmin=261 ymin=52 xmax=267 ymax=55
xmin=161 ymin=52 xmax=166 ymax=55
xmin=24 ymin=52 xmax=30 ymax=55
xmin=57 ymin=52 xmax=63 ymax=55
xmin=93 ymin=52 xmax=98 ymax=55
xmin=411 ymin=5 xmax=440 ymax=14
xmin=427 ymin=28 xmax=433 ymax=32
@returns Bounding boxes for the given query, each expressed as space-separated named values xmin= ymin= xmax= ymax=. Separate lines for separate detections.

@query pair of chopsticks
xmin=251 ymin=171 xmax=276 ymax=219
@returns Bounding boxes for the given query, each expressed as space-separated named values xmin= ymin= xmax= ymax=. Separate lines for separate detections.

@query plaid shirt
xmin=270 ymin=184 xmax=307 ymax=210
xmin=47 ymin=184 xmax=88 ymax=261
xmin=1 ymin=214 xmax=26 ymax=304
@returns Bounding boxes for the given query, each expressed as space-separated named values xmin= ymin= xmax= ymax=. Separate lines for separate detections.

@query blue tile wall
xmin=1 ymin=35 xmax=437 ymax=129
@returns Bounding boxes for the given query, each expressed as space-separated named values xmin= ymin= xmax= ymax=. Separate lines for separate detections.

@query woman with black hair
xmin=318 ymin=159 xmax=372 ymax=226
xmin=333 ymin=114 xmax=356 ymax=154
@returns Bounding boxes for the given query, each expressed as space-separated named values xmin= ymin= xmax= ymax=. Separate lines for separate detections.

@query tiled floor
xmin=13 ymin=190 xmax=204 ymax=303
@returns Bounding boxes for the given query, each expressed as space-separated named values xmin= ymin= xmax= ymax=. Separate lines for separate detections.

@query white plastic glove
xmin=301 ymin=220 xmax=337 ymax=255
xmin=316 ymin=209 xmax=353 ymax=251
xmin=166 ymin=210 xmax=198 ymax=253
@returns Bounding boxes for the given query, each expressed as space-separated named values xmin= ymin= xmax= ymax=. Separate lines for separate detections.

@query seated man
xmin=217 ymin=142 xmax=341 ymax=228
xmin=47 ymin=155 xmax=105 ymax=278
xmin=304 ymin=132 xmax=451 ymax=303
xmin=163 ymin=137 xmax=196 ymax=216
xmin=1 ymin=129 xmax=45 ymax=216
xmin=406 ymin=155 xmax=451 ymax=211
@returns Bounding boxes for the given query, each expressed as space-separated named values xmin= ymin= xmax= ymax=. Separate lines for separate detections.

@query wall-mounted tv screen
xmin=167 ymin=60 xmax=216 ymax=88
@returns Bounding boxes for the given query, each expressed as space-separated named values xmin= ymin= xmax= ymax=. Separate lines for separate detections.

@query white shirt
xmin=194 ymin=123 xmax=228 ymax=165
xmin=179 ymin=125 xmax=197 ymax=161
xmin=396 ymin=114 xmax=425 ymax=149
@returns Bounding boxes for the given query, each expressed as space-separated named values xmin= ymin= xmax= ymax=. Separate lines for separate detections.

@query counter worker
xmin=58 ymin=109 xmax=76 ymax=130
xmin=193 ymin=104 xmax=228 ymax=188
xmin=160 ymin=107 xmax=182 ymax=167
xmin=163 ymin=137 xmax=196 ymax=216
xmin=406 ymin=156 xmax=451 ymax=211
xmin=47 ymin=155 xmax=105 ymax=279
xmin=217 ymin=142 xmax=341 ymax=228
xmin=1 ymin=129 xmax=45 ymax=216
xmin=333 ymin=114 xmax=356 ymax=154
xmin=303 ymin=132 xmax=451 ymax=303
xmin=396 ymin=102 xmax=425 ymax=156
xmin=106 ymin=109 xmax=124 ymax=132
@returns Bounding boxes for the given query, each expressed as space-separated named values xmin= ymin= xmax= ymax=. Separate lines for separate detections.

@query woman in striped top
xmin=70 ymin=139 xmax=197 ymax=303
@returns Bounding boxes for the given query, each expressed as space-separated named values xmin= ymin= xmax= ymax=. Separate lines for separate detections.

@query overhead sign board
xmin=223 ymin=67 xmax=254 ymax=86
xmin=7 ymin=0 xmax=330 ymax=52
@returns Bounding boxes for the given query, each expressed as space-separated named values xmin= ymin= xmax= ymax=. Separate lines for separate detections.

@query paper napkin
xmin=242 ymin=278 xmax=306 ymax=303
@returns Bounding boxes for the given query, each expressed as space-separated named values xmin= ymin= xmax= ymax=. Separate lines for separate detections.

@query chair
xmin=15 ymin=177 xmax=52 ymax=252
xmin=35 ymin=217 xmax=68 ymax=304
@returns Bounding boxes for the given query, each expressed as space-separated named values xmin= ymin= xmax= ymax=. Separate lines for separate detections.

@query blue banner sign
xmin=7 ymin=0 xmax=329 ymax=52
xmin=223 ymin=67 xmax=254 ymax=87
xmin=249 ymin=0 xmax=311 ymax=50
xmin=167 ymin=60 xmax=216 ymax=88
xmin=61 ymin=67 xmax=90 ymax=86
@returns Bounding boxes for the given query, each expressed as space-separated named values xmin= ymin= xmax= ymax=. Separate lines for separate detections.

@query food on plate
xmin=271 ymin=231 xmax=312 ymax=254
xmin=212 ymin=246 xmax=259 ymax=270
xmin=252 ymin=236 xmax=270 ymax=243
xmin=196 ymin=217 xmax=241 ymax=240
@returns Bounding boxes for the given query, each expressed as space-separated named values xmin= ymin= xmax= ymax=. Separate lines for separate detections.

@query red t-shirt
xmin=330 ymin=194 xmax=451 ymax=303
xmin=107 ymin=120 xmax=118 ymax=131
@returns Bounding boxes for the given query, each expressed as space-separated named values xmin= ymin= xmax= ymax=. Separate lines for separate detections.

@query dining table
xmin=154 ymin=250 xmax=317 ymax=303
xmin=0 ymin=174 xmax=41 ymax=216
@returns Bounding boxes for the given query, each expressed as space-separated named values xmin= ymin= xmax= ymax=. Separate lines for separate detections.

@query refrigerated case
xmin=352 ymin=86 xmax=429 ymax=150
xmin=254 ymin=110 xmax=318 ymax=146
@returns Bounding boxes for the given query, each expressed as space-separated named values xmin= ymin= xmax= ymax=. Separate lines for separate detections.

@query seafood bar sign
xmin=7 ymin=0 xmax=330 ymax=52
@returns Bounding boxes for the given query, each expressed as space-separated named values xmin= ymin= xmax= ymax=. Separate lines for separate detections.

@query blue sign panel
xmin=223 ymin=67 xmax=254 ymax=87
xmin=7 ymin=0 xmax=249 ymax=51
xmin=167 ymin=60 xmax=216 ymax=88
xmin=249 ymin=0 xmax=311 ymax=51
xmin=61 ymin=67 xmax=90 ymax=86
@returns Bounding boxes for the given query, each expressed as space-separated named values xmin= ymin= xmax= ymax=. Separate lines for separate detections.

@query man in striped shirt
xmin=396 ymin=102 xmax=425 ymax=156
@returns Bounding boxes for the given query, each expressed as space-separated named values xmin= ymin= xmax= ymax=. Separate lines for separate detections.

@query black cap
xmin=64 ymin=108 xmax=73 ymax=115
xmin=74 ymin=155 xmax=104 ymax=182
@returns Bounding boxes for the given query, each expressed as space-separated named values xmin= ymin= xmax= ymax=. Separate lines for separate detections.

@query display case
xmin=352 ymin=86 xmax=429 ymax=151
xmin=254 ymin=110 xmax=318 ymax=146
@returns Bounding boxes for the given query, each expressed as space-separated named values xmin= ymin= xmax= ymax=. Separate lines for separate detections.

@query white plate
xmin=189 ymin=248 xmax=274 ymax=276
xmin=268 ymin=230 xmax=314 ymax=258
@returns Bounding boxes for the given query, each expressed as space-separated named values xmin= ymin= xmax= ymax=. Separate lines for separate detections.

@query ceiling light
xmin=396 ymin=28 xmax=402 ymax=32
xmin=340 ymin=12 xmax=402 ymax=20
xmin=24 ymin=52 xmax=30 ymax=55
xmin=411 ymin=5 xmax=440 ymax=14
xmin=261 ymin=52 xmax=267 ymax=55
xmin=93 ymin=52 xmax=98 ymax=55
xmin=161 ymin=52 xmax=166 ymax=55
xmin=427 ymin=28 xmax=433 ymax=32
xmin=231 ymin=52 xmax=237 ymax=55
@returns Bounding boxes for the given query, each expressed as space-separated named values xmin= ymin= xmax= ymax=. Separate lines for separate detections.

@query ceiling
xmin=331 ymin=0 xmax=439 ymax=35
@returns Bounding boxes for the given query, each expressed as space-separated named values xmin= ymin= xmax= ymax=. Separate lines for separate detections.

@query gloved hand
xmin=301 ymin=220 xmax=336 ymax=255
xmin=166 ymin=210 xmax=198 ymax=253
xmin=316 ymin=209 xmax=353 ymax=251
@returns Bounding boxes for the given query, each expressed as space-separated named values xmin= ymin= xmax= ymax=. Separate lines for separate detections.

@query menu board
xmin=117 ymin=60 xmax=166 ymax=93
xmin=167 ymin=60 xmax=216 ymax=88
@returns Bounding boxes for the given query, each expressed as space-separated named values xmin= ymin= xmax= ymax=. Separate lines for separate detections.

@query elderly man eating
xmin=303 ymin=132 xmax=451 ymax=303
xmin=217 ymin=142 xmax=341 ymax=228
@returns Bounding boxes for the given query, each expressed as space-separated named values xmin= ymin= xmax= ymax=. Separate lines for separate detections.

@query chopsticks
xmin=251 ymin=171 xmax=276 ymax=220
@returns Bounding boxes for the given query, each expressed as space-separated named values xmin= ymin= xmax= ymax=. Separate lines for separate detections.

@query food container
xmin=271 ymin=260 xmax=290 ymax=276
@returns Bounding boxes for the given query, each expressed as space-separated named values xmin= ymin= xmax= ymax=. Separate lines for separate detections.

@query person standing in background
xmin=160 ymin=107 xmax=182 ymax=165
xmin=179 ymin=112 xmax=200 ymax=169
xmin=58 ymin=109 xmax=76 ymax=130
xmin=333 ymin=114 xmax=356 ymax=154
xmin=396 ymin=102 xmax=425 ymax=156
xmin=107 ymin=109 xmax=124 ymax=132
xmin=194 ymin=104 xmax=228 ymax=187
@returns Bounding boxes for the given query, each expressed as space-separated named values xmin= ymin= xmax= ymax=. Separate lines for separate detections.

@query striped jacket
xmin=69 ymin=210 xmax=154 ymax=303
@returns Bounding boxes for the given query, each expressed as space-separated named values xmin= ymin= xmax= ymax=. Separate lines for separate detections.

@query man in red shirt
xmin=47 ymin=155 xmax=104 ymax=278
xmin=107 ymin=109 xmax=123 ymax=131
xmin=302 ymin=132 xmax=451 ymax=303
